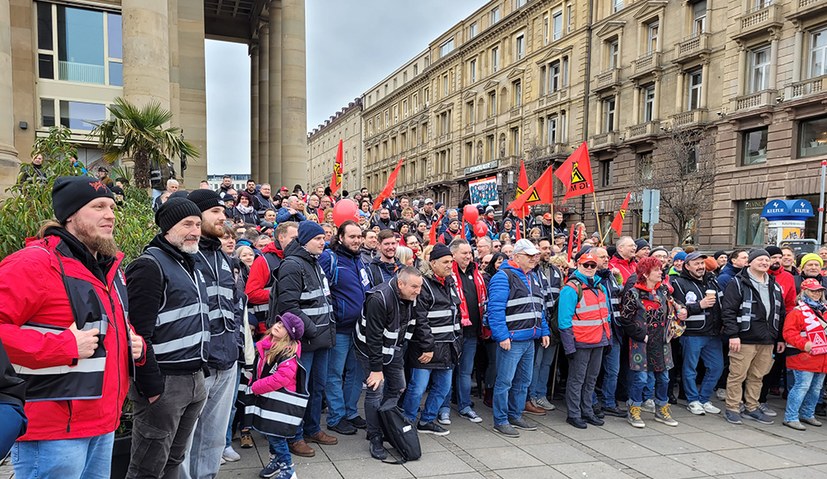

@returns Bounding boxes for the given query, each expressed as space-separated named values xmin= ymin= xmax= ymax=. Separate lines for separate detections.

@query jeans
xmin=565 ymin=347 xmax=604 ymax=419
xmin=528 ymin=341 xmax=557 ymax=400
xmin=226 ymin=364 xmax=243 ymax=448
xmin=403 ymin=367 xmax=453 ymax=424
xmin=681 ymin=336 xmax=724 ymax=404
xmin=357 ymin=352 xmax=406 ymax=440
xmin=600 ymin=336 xmax=621 ymax=408
xmin=12 ymin=432 xmax=114 ymax=479
xmin=266 ymin=435 xmax=292 ymax=466
xmin=128 ymin=371 xmax=208 ymax=479
xmin=484 ymin=341 xmax=498 ymax=387
xmin=493 ymin=340 xmax=534 ymax=426
xmin=182 ymin=366 xmax=237 ymax=479
xmin=326 ymin=333 xmax=364 ymax=426
xmin=785 ymin=370 xmax=826 ymax=423
xmin=292 ymin=347 xmax=330 ymax=442
xmin=441 ymin=336 xmax=478 ymax=414
xmin=630 ymin=370 xmax=669 ymax=407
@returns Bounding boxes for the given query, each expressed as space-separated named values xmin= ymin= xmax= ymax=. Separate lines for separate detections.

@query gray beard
xmin=180 ymin=243 xmax=200 ymax=255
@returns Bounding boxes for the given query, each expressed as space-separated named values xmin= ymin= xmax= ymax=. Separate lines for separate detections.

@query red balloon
xmin=474 ymin=221 xmax=489 ymax=238
xmin=332 ymin=199 xmax=359 ymax=227
xmin=463 ymin=204 xmax=479 ymax=224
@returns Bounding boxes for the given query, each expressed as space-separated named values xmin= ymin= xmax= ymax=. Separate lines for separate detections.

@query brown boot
xmin=288 ymin=439 xmax=316 ymax=457
xmin=524 ymin=401 xmax=547 ymax=416
xmin=305 ymin=430 xmax=338 ymax=445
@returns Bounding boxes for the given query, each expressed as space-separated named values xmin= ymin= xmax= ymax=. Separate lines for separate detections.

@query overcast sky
xmin=205 ymin=0 xmax=484 ymax=175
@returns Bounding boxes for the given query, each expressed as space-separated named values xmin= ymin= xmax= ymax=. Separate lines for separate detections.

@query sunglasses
xmin=581 ymin=263 xmax=598 ymax=269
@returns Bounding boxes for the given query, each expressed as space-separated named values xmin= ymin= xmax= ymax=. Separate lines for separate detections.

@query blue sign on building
xmin=760 ymin=199 xmax=815 ymax=221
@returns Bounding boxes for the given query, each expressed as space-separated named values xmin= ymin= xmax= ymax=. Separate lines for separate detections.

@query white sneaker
xmin=686 ymin=401 xmax=706 ymax=415
xmin=222 ymin=445 xmax=241 ymax=462
xmin=437 ymin=411 xmax=452 ymax=425
xmin=702 ymin=401 xmax=721 ymax=414
xmin=641 ymin=399 xmax=656 ymax=414
xmin=716 ymin=389 xmax=727 ymax=401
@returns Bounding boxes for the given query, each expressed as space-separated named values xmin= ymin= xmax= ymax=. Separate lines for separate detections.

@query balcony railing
xmin=670 ymin=109 xmax=708 ymax=127
xmin=486 ymin=117 xmax=496 ymax=126
xmin=590 ymin=131 xmax=620 ymax=149
xmin=733 ymin=90 xmax=776 ymax=111
xmin=510 ymin=106 xmax=522 ymax=118
xmin=785 ymin=75 xmax=827 ymax=99
xmin=675 ymin=33 xmax=710 ymax=64
xmin=787 ymin=0 xmax=827 ymax=21
xmin=625 ymin=121 xmax=661 ymax=139
xmin=734 ymin=4 xmax=783 ymax=41
xmin=593 ymin=68 xmax=620 ymax=92
xmin=58 ymin=61 xmax=105 ymax=84
xmin=631 ymin=52 xmax=662 ymax=79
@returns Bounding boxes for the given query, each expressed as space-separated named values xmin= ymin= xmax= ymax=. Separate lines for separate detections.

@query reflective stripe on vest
xmin=568 ymin=282 xmax=610 ymax=344
xmin=245 ymin=357 xmax=309 ymax=438
xmin=503 ymin=269 xmax=544 ymax=333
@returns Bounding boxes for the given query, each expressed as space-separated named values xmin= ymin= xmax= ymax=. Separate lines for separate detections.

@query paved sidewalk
xmin=217 ymin=396 xmax=827 ymax=478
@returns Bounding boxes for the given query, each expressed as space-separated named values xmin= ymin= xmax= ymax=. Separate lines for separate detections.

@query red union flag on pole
xmin=554 ymin=142 xmax=594 ymax=201
xmin=373 ymin=157 xmax=405 ymax=211
xmin=330 ymin=139 xmax=343 ymax=195
xmin=514 ymin=161 xmax=538 ymax=218
xmin=610 ymin=192 xmax=632 ymax=237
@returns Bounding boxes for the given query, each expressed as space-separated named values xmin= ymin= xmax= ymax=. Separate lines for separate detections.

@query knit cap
xmin=187 ymin=189 xmax=224 ymax=212
xmin=297 ymin=221 xmax=325 ymax=245
xmin=52 ymin=176 xmax=114 ymax=224
xmin=800 ymin=253 xmax=824 ymax=269
xmin=430 ymin=243 xmax=452 ymax=261
xmin=155 ymin=198 xmax=202 ymax=234
xmin=748 ymin=248 xmax=770 ymax=263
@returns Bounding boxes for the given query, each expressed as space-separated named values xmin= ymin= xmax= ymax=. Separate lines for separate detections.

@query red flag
xmin=610 ymin=192 xmax=632 ymax=237
xmin=554 ymin=142 xmax=594 ymax=201
xmin=507 ymin=183 xmax=536 ymax=213
xmin=515 ymin=221 xmax=522 ymax=240
xmin=330 ymin=139 xmax=343 ymax=195
xmin=429 ymin=214 xmax=444 ymax=245
xmin=506 ymin=164 xmax=554 ymax=213
xmin=373 ymin=157 xmax=405 ymax=210
xmin=514 ymin=161 xmax=535 ymax=218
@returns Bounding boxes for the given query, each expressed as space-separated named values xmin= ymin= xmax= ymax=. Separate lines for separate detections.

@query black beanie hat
xmin=634 ymin=238 xmax=650 ymax=252
xmin=748 ymin=248 xmax=770 ymax=263
xmin=52 ymin=176 xmax=115 ymax=224
xmin=155 ymin=198 xmax=202 ymax=234
xmin=713 ymin=250 xmax=727 ymax=260
xmin=765 ymin=245 xmax=783 ymax=257
xmin=430 ymin=243 xmax=452 ymax=261
xmin=297 ymin=221 xmax=325 ymax=246
xmin=187 ymin=189 xmax=224 ymax=212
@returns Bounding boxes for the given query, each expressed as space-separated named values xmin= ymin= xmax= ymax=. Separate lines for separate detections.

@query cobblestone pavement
xmin=3 ymin=396 xmax=825 ymax=478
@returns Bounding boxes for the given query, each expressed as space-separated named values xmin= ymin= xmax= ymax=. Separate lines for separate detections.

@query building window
xmin=562 ymin=56 xmax=569 ymax=87
xmin=492 ymin=46 xmax=500 ymax=72
xmin=736 ymin=199 xmax=767 ymax=245
xmin=608 ymin=40 xmax=619 ymax=69
xmin=439 ymin=38 xmax=455 ymax=58
xmin=603 ymin=97 xmax=616 ymax=132
xmin=466 ymin=100 xmax=475 ymax=125
xmin=543 ymin=15 xmax=550 ymax=45
xmin=442 ymin=74 xmax=449 ymax=97
xmin=638 ymin=152 xmax=654 ymax=181
xmin=384 ymin=110 xmax=389 ymax=127
xmin=540 ymin=66 xmax=547 ymax=95
xmin=687 ymin=68 xmax=703 ymax=110
xmin=692 ymin=0 xmax=707 ymax=34
xmin=560 ymin=110 xmax=567 ymax=142
xmin=547 ymin=115 xmax=558 ymax=144
xmin=515 ymin=33 xmax=525 ymax=60
xmin=40 ymin=98 xmax=55 ymax=127
xmin=515 ymin=0 xmax=527 ymax=8
xmin=552 ymin=10 xmax=563 ymax=41
xmin=486 ymin=134 xmax=495 ymax=160
xmin=613 ymin=0 xmax=624 ymax=13
xmin=491 ymin=6 xmax=501 ymax=25
xmin=567 ymin=4 xmax=574 ymax=32
xmin=58 ymin=100 xmax=106 ymax=130
xmin=810 ymin=28 xmax=827 ymax=78
xmin=642 ymin=84 xmax=655 ymax=122
xmin=403 ymin=100 xmax=409 ymax=118
xmin=488 ymin=91 xmax=497 ymax=116
xmin=646 ymin=21 xmax=659 ymax=54
xmin=799 ymin=115 xmax=827 ymax=158
xmin=37 ymin=3 xmax=123 ymax=86
xmin=510 ymin=127 xmax=520 ymax=155
xmin=469 ymin=22 xmax=478 ymax=38
xmin=393 ymin=105 xmax=399 ymax=123
xmin=414 ymin=64 xmax=419 ymax=76
xmin=512 ymin=80 xmax=522 ymax=107
xmin=600 ymin=159 xmax=613 ymax=187
xmin=549 ymin=60 xmax=561 ymax=92
xmin=749 ymin=46 xmax=771 ymax=93
xmin=469 ymin=58 xmax=477 ymax=83
xmin=742 ymin=128 xmax=768 ymax=165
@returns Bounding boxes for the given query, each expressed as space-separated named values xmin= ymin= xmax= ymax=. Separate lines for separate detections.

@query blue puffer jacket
xmin=487 ymin=261 xmax=550 ymax=342
xmin=319 ymin=246 xmax=370 ymax=331
xmin=717 ymin=263 xmax=742 ymax=292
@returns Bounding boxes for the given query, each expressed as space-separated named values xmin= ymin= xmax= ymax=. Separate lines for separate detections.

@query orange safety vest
xmin=565 ymin=280 xmax=611 ymax=344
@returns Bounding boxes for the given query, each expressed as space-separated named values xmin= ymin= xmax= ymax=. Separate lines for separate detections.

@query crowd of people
xmin=2 ymin=173 xmax=827 ymax=479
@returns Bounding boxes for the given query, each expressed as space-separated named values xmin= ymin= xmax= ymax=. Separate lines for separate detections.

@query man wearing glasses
xmin=558 ymin=253 xmax=612 ymax=429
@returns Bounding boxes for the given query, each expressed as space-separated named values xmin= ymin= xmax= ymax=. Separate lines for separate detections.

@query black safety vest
xmin=245 ymin=355 xmax=309 ymax=438
xmin=503 ymin=269 xmax=545 ymax=333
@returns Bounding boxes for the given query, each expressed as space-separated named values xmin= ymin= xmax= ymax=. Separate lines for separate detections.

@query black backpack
xmin=377 ymin=398 xmax=421 ymax=463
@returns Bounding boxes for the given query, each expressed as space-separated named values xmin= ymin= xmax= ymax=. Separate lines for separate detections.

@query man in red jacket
xmin=0 ymin=176 xmax=144 ymax=479
xmin=609 ymin=236 xmax=637 ymax=285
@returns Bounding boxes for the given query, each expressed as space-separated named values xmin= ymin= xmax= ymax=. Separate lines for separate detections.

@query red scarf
xmin=451 ymin=261 xmax=487 ymax=327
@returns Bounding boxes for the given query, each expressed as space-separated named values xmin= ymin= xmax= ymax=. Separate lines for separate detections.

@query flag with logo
xmin=373 ymin=157 xmax=405 ymax=210
xmin=554 ymin=142 xmax=594 ymax=201
xmin=513 ymin=160 xmax=537 ymax=218
xmin=610 ymin=192 xmax=632 ymax=237
xmin=330 ymin=139 xmax=343 ymax=195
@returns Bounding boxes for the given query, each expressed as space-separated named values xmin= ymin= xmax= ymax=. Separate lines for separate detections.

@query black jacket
xmin=671 ymin=269 xmax=723 ymax=336
xmin=367 ymin=257 xmax=400 ymax=287
xmin=354 ymin=278 xmax=414 ymax=372
xmin=276 ymin=241 xmax=336 ymax=352
xmin=406 ymin=273 xmax=461 ymax=370
xmin=721 ymin=268 xmax=785 ymax=344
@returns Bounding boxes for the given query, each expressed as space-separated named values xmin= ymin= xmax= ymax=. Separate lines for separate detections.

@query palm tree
xmin=92 ymin=97 xmax=198 ymax=188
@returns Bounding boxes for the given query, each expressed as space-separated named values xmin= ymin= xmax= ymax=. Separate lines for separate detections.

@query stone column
xmin=632 ymin=85 xmax=640 ymax=124
xmin=268 ymin=1 xmax=282 ymax=188
xmin=123 ymin=0 xmax=171 ymax=110
xmin=793 ymin=29 xmax=803 ymax=83
xmin=250 ymin=44 xmax=260 ymax=181
xmin=769 ymin=34 xmax=779 ymax=91
xmin=0 ymin=0 xmax=19 ymax=191
xmin=675 ymin=71 xmax=684 ymax=110
xmin=700 ymin=61 xmax=709 ymax=109
xmin=737 ymin=46 xmax=747 ymax=96
xmin=258 ymin=24 xmax=270 ymax=183
xmin=280 ymin=0 xmax=307 ymax=190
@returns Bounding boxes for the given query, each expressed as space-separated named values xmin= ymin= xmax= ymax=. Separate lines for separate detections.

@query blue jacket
xmin=717 ymin=263 xmax=741 ymax=292
xmin=276 ymin=207 xmax=306 ymax=223
xmin=558 ymin=270 xmax=611 ymax=354
xmin=319 ymin=247 xmax=370 ymax=331
xmin=487 ymin=261 xmax=550 ymax=342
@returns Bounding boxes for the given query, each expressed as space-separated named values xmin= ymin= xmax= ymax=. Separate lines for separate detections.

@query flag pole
xmin=591 ymin=191 xmax=603 ymax=246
